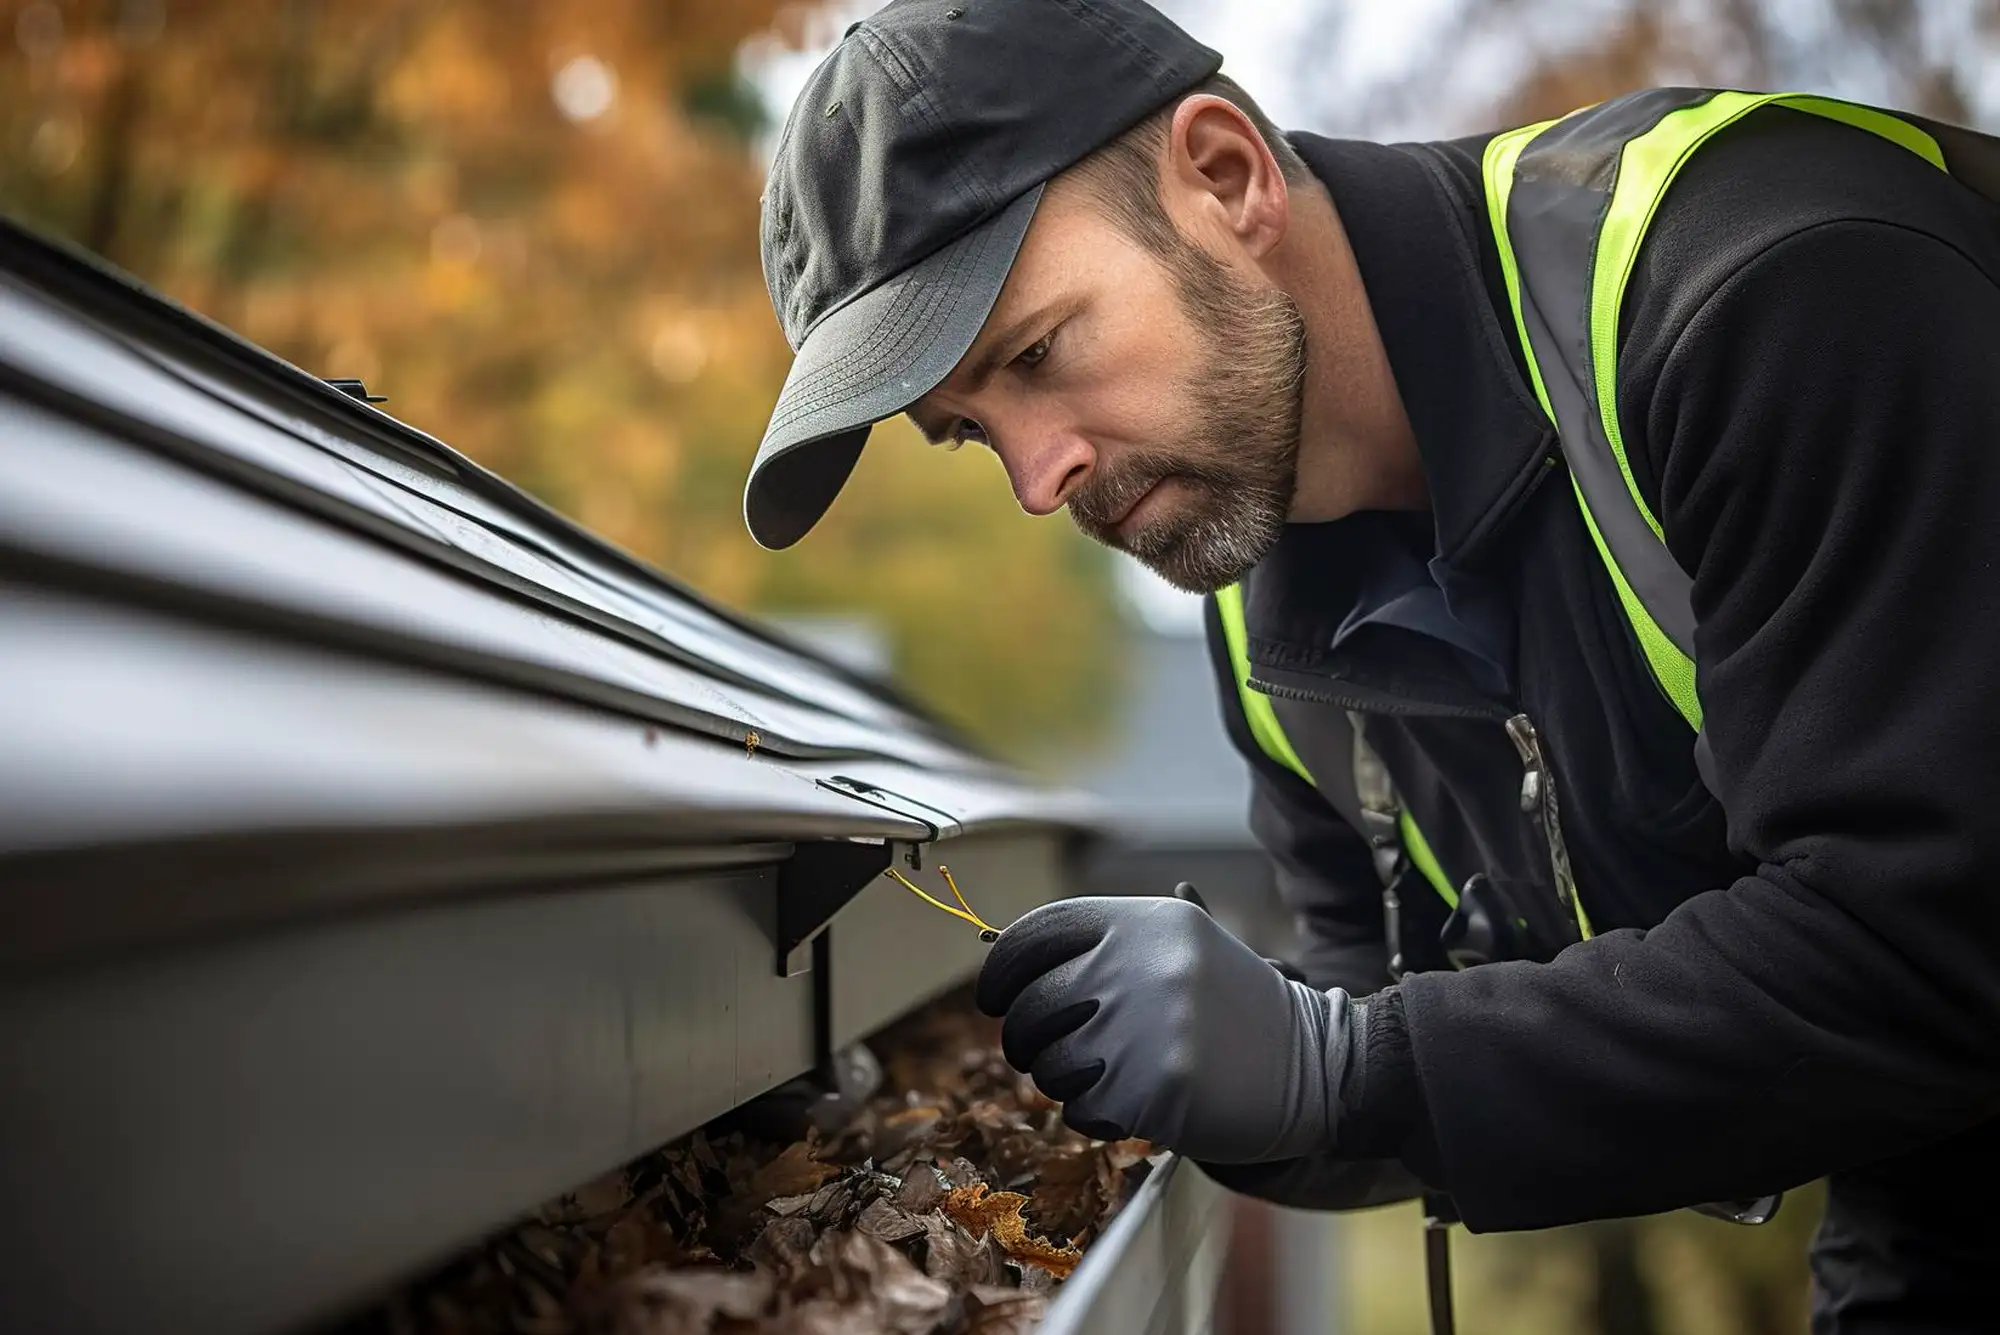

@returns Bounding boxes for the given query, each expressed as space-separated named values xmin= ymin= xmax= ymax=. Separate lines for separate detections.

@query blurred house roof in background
xmin=1067 ymin=560 xmax=1254 ymax=850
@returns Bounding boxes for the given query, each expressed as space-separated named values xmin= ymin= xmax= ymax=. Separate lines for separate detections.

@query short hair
xmin=1068 ymin=73 xmax=1310 ymax=254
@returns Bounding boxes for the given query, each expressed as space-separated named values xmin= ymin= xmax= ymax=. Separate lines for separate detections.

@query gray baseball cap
xmin=744 ymin=0 xmax=1223 ymax=549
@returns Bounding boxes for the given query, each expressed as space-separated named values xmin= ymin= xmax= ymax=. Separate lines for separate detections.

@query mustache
xmin=1068 ymin=449 xmax=1238 ymax=529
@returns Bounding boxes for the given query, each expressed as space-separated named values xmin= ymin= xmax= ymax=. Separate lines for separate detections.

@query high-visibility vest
xmin=1217 ymin=89 xmax=2000 ymax=928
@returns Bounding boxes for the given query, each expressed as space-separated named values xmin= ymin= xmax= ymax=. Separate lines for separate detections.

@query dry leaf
xmin=896 ymin=1163 xmax=946 ymax=1214
xmin=1104 ymin=1139 xmax=1152 ymax=1170
xmin=964 ymin=1285 xmax=1051 ymax=1335
xmin=875 ymin=1105 xmax=946 ymax=1161
xmin=747 ymin=1140 xmax=839 ymax=1203
xmin=917 ymin=1213 xmax=986 ymax=1288
xmin=583 ymin=1267 xmax=774 ymax=1335
xmin=746 ymin=1215 xmax=816 ymax=1277
xmin=343 ymin=986 xmax=1155 ymax=1333
xmin=854 ymin=1197 xmax=926 ymax=1245
xmin=1029 ymin=1149 xmax=1103 ymax=1242
xmin=764 ymin=1192 xmax=816 ymax=1217
xmin=938 ymin=1156 xmax=983 ymax=1190
xmin=788 ymin=1300 xmax=887 ymax=1335
xmin=941 ymin=1184 xmax=1083 ymax=1279
xmin=546 ymin=1169 xmax=633 ymax=1225
xmin=827 ymin=1232 xmax=952 ymax=1334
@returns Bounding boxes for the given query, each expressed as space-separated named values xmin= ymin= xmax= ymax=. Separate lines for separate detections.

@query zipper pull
xmin=1505 ymin=714 xmax=1586 ymax=938
xmin=1505 ymin=714 xmax=1544 ymax=813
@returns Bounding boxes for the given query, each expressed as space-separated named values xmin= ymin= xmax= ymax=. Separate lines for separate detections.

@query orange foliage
xmin=940 ymin=1182 xmax=1083 ymax=1279
xmin=0 ymin=0 xmax=1121 ymax=759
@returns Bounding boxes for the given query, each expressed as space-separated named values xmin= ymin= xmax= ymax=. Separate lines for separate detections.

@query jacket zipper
xmin=1251 ymin=675 xmax=1513 ymax=723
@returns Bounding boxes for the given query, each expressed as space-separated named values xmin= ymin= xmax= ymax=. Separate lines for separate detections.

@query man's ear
xmin=1165 ymin=95 xmax=1289 ymax=260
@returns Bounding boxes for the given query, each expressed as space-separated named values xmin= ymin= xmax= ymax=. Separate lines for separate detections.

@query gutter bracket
xmin=775 ymin=838 xmax=896 ymax=978
xmin=815 ymin=775 xmax=963 ymax=843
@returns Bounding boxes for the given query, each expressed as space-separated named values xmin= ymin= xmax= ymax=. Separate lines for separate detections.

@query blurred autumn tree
xmin=1483 ymin=0 xmax=2000 ymax=128
xmin=0 ymin=0 xmax=1124 ymax=762
xmin=1294 ymin=0 xmax=2000 ymax=141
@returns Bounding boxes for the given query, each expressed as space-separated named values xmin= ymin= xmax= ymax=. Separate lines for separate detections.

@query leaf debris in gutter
xmin=337 ymin=987 xmax=1155 ymax=1335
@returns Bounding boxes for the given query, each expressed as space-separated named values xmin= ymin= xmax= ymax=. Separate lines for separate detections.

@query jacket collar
xmin=1294 ymin=131 xmax=1555 ymax=563
xmin=1239 ymin=133 xmax=1553 ymax=677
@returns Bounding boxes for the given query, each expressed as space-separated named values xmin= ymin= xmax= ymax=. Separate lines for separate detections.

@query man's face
xmin=909 ymin=178 xmax=1307 ymax=593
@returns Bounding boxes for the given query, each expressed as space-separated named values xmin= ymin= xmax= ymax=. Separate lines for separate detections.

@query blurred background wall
xmin=5 ymin=1 xmax=1994 ymax=1330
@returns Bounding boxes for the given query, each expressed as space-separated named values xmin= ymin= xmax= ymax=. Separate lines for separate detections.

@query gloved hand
xmin=1166 ymin=881 xmax=1308 ymax=982
xmin=974 ymin=895 xmax=1361 ymax=1164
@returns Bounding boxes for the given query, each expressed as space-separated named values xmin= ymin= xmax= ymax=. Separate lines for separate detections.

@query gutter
xmin=0 ymin=215 xmax=1165 ymax=1335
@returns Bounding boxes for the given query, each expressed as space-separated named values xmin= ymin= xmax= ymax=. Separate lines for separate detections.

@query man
xmin=743 ymin=0 xmax=2000 ymax=1327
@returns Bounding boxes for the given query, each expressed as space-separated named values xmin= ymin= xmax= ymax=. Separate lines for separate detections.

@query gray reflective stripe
xmin=1507 ymin=88 xmax=1711 ymax=658
xmin=1271 ymin=694 xmax=1369 ymax=836
xmin=1270 ymin=696 xmax=1413 ymax=888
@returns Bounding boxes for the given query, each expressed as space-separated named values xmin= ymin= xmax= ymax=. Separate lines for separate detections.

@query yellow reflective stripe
xmin=1213 ymin=583 xmax=1314 ymax=786
xmin=1484 ymin=110 xmax=1704 ymax=729
xmin=1397 ymin=809 xmax=1457 ymax=909
xmin=1581 ymin=90 xmax=1948 ymax=732
xmin=1774 ymin=94 xmax=1946 ymax=169
xmin=1479 ymin=88 xmax=1954 ymax=925
xmin=1591 ymin=91 xmax=1776 ymax=543
xmin=1590 ymin=93 xmax=1945 ymax=532
xmin=1579 ymin=94 xmax=1777 ymax=728
xmin=1218 ymin=586 xmax=1465 ymax=911
xmin=1481 ymin=116 xmax=1564 ymax=426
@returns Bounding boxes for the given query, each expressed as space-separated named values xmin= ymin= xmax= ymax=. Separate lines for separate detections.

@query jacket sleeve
xmin=1395 ymin=218 xmax=2000 ymax=1230
xmin=1201 ymin=595 xmax=1393 ymax=998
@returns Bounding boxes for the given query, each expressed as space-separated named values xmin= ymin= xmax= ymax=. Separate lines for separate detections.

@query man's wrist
xmin=1333 ymin=986 xmax=1422 ymax=1159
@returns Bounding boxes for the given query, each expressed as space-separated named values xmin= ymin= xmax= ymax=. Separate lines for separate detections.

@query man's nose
xmin=998 ymin=429 xmax=1094 ymax=517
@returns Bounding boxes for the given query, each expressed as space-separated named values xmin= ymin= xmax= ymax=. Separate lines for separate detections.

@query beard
xmin=1066 ymin=228 xmax=1308 ymax=594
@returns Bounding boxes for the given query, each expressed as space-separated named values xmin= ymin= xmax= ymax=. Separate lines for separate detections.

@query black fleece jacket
xmin=1208 ymin=106 xmax=2000 ymax=1231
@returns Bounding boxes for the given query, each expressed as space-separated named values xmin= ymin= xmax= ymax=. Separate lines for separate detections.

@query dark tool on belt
xmin=1423 ymin=1193 xmax=1459 ymax=1335
xmin=1440 ymin=872 xmax=1579 ymax=969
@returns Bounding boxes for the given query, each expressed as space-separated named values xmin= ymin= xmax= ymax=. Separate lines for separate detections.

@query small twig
xmin=883 ymin=867 xmax=1001 ymax=939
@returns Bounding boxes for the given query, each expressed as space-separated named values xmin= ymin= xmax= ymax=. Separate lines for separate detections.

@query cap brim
xmin=744 ymin=184 xmax=1045 ymax=549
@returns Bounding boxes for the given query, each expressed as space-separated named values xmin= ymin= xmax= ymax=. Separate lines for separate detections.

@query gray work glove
xmin=974 ymin=895 xmax=1359 ymax=1164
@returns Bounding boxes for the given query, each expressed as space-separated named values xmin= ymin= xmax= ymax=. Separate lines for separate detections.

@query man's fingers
xmin=1042 ymin=1048 xmax=1128 ymax=1141
xmin=1031 ymin=1021 xmax=1136 ymax=1136
xmin=1030 ymin=1026 xmax=1111 ymax=1112
xmin=974 ymin=897 xmax=1113 ymax=1017
xmin=1036 ymin=1053 xmax=1108 ymax=1107
xmin=999 ymin=952 xmax=1099 ymax=1072
xmin=1063 ymin=1110 xmax=1130 ymax=1144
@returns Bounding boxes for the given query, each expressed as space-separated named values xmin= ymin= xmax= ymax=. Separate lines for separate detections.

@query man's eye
xmin=947 ymin=420 xmax=988 ymax=450
xmin=1016 ymin=335 xmax=1052 ymax=369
